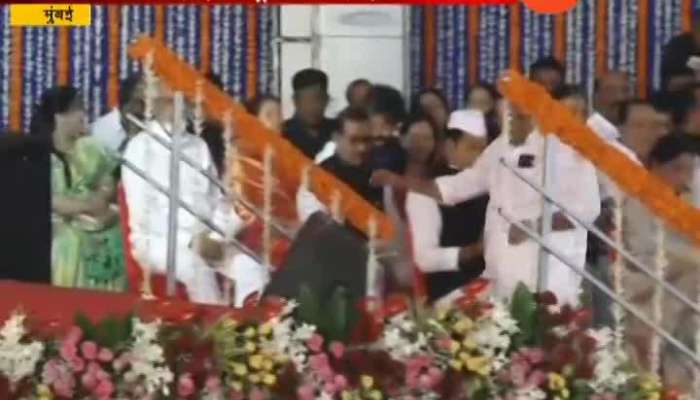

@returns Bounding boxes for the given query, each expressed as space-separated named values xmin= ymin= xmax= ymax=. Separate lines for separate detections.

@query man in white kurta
xmin=434 ymin=130 xmax=600 ymax=304
xmin=122 ymin=120 xmax=269 ymax=305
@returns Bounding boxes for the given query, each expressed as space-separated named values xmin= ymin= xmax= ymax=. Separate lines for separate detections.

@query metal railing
xmin=500 ymin=136 xmax=700 ymax=373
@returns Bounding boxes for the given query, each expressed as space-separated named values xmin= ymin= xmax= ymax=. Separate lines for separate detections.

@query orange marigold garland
xmin=498 ymin=70 xmax=700 ymax=244
xmin=127 ymin=37 xmax=393 ymax=241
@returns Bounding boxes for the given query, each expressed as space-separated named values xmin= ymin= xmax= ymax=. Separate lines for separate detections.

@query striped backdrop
xmin=410 ymin=0 xmax=700 ymax=110
xmin=0 ymin=5 xmax=279 ymax=134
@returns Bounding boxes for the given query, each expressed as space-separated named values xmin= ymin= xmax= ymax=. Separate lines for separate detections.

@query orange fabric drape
xmin=594 ymin=0 xmax=606 ymax=76
xmin=128 ymin=37 xmax=394 ymax=241
xmin=682 ymin=0 xmax=692 ymax=32
xmin=554 ymin=13 xmax=567 ymax=63
xmin=509 ymin=4 xmax=521 ymax=70
xmin=468 ymin=7 xmax=479 ymax=85
xmin=200 ymin=7 xmax=211 ymax=73
xmin=155 ymin=6 xmax=165 ymax=43
xmin=9 ymin=28 xmax=23 ymax=132
xmin=499 ymin=70 xmax=700 ymax=245
xmin=424 ymin=6 xmax=436 ymax=86
xmin=108 ymin=6 xmax=120 ymax=108
xmin=637 ymin=0 xmax=649 ymax=98
xmin=246 ymin=6 xmax=258 ymax=99
xmin=57 ymin=28 xmax=70 ymax=86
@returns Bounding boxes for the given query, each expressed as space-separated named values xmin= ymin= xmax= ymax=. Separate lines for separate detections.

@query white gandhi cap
xmin=447 ymin=109 xmax=487 ymax=138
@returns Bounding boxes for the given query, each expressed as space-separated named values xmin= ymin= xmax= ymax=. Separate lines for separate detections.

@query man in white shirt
xmin=91 ymin=74 xmax=144 ymax=153
xmin=406 ymin=110 xmax=489 ymax=303
xmin=122 ymin=83 xmax=268 ymax=305
xmin=373 ymin=104 xmax=600 ymax=304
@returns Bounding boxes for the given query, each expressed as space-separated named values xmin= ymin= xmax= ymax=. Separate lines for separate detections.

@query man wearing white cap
xmin=374 ymin=104 xmax=600 ymax=305
xmin=405 ymin=110 xmax=490 ymax=303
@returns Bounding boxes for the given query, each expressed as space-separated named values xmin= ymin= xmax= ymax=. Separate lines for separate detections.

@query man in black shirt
xmin=320 ymin=108 xmax=383 ymax=210
xmin=662 ymin=12 xmax=700 ymax=85
xmin=283 ymin=69 xmax=338 ymax=159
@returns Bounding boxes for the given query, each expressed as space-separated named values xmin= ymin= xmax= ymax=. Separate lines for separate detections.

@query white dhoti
xmin=485 ymin=228 xmax=586 ymax=306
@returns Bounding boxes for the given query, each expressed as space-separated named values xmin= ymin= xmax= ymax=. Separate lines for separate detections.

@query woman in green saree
xmin=30 ymin=86 xmax=125 ymax=291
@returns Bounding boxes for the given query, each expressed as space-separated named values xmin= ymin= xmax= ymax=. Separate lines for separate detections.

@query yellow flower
xmin=436 ymin=309 xmax=448 ymax=321
xmin=263 ymin=373 xmax=277 ymax=386
xmin=231 ymin=380 xmax=243 ymax=392
xmin=452 ymin=319 xmax=473 ymax=334
xmin=368 ymin=389 xmax=383 ymax=400
xmin=341 ymin=392 xmax=354 ymax=400
xmin=245 ymin=341 xmax=257 ymax=353
xmin=549 ymin=373 xmax=567 ymax=391
xmin=232 ymin=363 xmax=248 ymax=376
xmin=244 ymin=326 xmax=257 ymax=338
xmin=462 ymin=337 xmax=477 ymax=350
xmin=248 ymin=373 xmax=261 ymax=384
xmin=464 ymin=356 xmax=491 ymax=376
xmin=249 ymin=354 xmax=264 ymax=369
xmin=361 ymin=375 xmax=374 ymax=389
xmin=449 ymin=359 xmax=463 ymax=371
xmin=647 ymin=394 xmax=660 ymax=400
xmin=36 ymin=385 xmax=53 ymax=400
xmin=449 ymin=340 xmax=461 ymax=354
xmin=262 ymin=358 xmax=275 ymax=371
xmin=259 ymin=323 xmax=273 ymax=336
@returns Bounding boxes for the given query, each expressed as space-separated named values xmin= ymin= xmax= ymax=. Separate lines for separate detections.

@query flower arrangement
xmin=0 ymin=282 xmax=686 ymax=400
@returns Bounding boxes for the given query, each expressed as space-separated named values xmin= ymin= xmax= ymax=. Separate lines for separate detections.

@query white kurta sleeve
xmin=558 ymin=156 xmax=601 ymax=224
xmin=296 ymin=185 xmax=328 ymax=224
xmin=121 ymin=134 xmax=149 ymax=234
xmin=405 ymin=192 xmax=460 ymax=273
xmin=434 ymin=147 xmax=490 ymax=206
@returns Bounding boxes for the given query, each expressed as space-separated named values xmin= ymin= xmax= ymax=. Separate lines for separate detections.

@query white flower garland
xmin=232 ymin=6 xmax=244 ymax=96
xmin=565 ymin=7 xmax=576 ymax=83
xmin=93 ymin=6 xmax=104 ymax=119
xmin=627 ymin=0 xmax=638 ymax=90
xmin=188 ymin=6 xmax=197 ymax=66
xmin=46 ymin=27 xmax=55 ymax=89
xmin=611 ymin=196 xmax=625 ymax=354
xmin=35 ymin=29 xmax=44 ymax=102
xmin=23 ymin=28 xmax=33 ymax=132
xmin=176 ymin=6 xmax=186 ymax=59
xmin=83 ymin=19 xmax=93 ymax=115
xmin=0 ymin=313 xmax=44 ymax=385
xmin=123 ymin=319 xmax=174 ymax=396
xmin=2 ymin=5 xmax=11 ymax=128
xmin=221 ymin=6 xmax=231 ymax=93
xmin=523 ymin=8 xmax=532 ymax=74
xmin=651 ymin=0 xmax=663 ymax=91
xmin=607 ymin=0 xmax=615 ymax=72
xmin=586 ymin=0 xmax=595 ymax=99
xmin=212 ymin=6 xmax=223 ymax=80
xmin=166 ymin=6 xmax=176 ymax=51
xmin=498 ymin=6 xmax=507 ymax=77
xmin=588 ymin=327 xmax=633 ymax=393
xmin=650 ymin=220 xmax=667 ymax=374
xmin=119 ymin=6 xmax=130 ymax=80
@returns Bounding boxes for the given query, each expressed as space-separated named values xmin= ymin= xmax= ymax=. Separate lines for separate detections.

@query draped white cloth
xmin=121 ymin=121 xmax=268 ymax=305
xmin=435 ymin=131 xmax=600 ymax=305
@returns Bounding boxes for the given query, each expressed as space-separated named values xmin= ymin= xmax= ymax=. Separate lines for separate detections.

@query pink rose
xmin=333 ymin=374 xmax=348 ymax=390
xmin=297 ymin=384 xmax=315 ymax=400
xmin=81 ymin=372 xmax=98 ymax=390
xmin=309 ymin=353 xmax=330 ymax=372
xmin=527 ymin=370 xmax=547 ymax=387
xmin=94 ymin=379 xmax=115 ymax=400
xmin=329 ymin=341 xmax=345 ymax=359
xmin=59 ymin=342 xmax=78 ymax=361
xmin=97 ymin=348 xmax=114 ymax=363
xmin=81 ymin=341 xmax=98 ymax=360
xmin=323 ymin=382 xmax=338 ymax=394
xmin=249 ymin=388 xmax=267 ymax=400
xmin=70 ymin=356 xmax=85 ymax=373
xmin=306 ymin=334 xmax=324 ymax=353
xmin=65 ymin=326 xmax=83 ymax=345
xmin=205 ymin=375 xmax=221 ymax=392
xmin=177 ymin=373 xmax=196 ymax=397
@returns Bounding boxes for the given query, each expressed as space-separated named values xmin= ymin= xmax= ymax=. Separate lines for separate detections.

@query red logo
xmin=523 ymin=0 xmax=578 ymax=14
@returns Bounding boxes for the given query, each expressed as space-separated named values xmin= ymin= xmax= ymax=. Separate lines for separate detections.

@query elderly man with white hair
xmin=405 ymin=109 xmax=490 ymax=303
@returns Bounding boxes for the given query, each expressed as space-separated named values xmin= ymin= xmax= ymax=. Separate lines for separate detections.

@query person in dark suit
xmin=283 ymin=69 xmax=338 ymax=159
xmin=0 ymin=133 xmax=52 ymax=283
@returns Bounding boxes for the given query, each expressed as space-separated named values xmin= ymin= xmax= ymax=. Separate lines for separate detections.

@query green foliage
xmin=509 ymin=283 xmax=539 ymax=348
xmin=294 ymin=284 xmax=358 ymax=343
xmin=74 ymin=312 xmax=133 ymax=349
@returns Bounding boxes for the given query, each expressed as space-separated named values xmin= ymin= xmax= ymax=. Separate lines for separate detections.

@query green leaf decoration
xmin=296 ymin=284 xmax=320 ymax=327
xmin=73 ymin=312 xmax=134 ymax=349
xmin=509 ymin=282 xmax=538 ymax=348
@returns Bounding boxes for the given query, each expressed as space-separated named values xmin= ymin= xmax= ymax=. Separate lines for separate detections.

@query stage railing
xmin=500 ymin=135 xmax=700 ymax=395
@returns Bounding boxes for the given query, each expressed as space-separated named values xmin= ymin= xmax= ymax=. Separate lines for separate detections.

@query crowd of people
xmin=14 ymin=20 xmax=700 ymax=389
